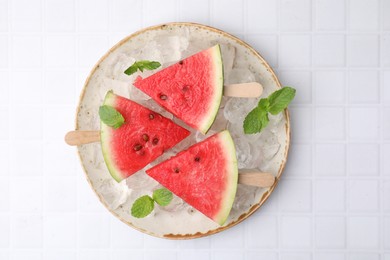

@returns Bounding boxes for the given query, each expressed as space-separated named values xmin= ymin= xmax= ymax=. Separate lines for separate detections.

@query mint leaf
xmin=131 ymin=195 xmax=154 ymax=218
xmin=153 ymin=188 xmax=173 ymax=206
xmin=99 ymin=105 xmax=125 ymax=129
xmin=243 ymin=106 xmax=269 ymax=134
xmin=124 ymin=60 xmax=161 ymax=76
xmin=268 ymin=87 xmax=296 ymax=115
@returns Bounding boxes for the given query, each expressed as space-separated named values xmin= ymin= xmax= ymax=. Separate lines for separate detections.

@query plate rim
xmin=74 ymin=22 xmax=291 ymax=239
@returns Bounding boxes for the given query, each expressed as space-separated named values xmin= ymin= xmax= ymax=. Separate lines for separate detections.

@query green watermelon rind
xmin=100 ymin=91 xmax=124 ymax=182
xmin=198 ymin=45 xmax=224 ymax=134
xmin=213 ymin=130 xmax=238 ymax=225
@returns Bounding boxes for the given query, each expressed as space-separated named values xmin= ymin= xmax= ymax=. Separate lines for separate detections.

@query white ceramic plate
xmin=75 ymin=22 xmax=290 ymax=239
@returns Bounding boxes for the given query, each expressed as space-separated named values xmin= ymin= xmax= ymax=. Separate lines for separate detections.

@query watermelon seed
xmin=149 ymin=113 xmax=155 ymax=120
xmin=152 ymin=138 xmax=159 ymax=145
xmin=195 ymin=157 xmax=200 ymax=162
xmin=133 ymin=144 xmax=143 ymax=151
xmin=182 ymin=85 xmax=189 ymax=91
xmin=159 ymin=94 xmax=167 ymax=100
xmin=174 ymin=168 xmax=180 ymax=173
xmin=142 ymin=134 xmax=149 ymax=142
xmin=179 ymin=60 xmax=183 ymax=65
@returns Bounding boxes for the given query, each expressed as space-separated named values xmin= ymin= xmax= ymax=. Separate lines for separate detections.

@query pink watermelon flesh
xmin=133 ymin=45 xmax=224 ymax=134
xmin=146 ymin=130 xmax=238 ymax=225
xmin=100 ymin=91 xmax=190 ymax=182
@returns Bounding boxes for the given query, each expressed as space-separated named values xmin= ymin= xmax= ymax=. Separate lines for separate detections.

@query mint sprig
xmin=131 ymin=188 xmax=173 ymax=218
xmin=99 ymin=105 xmax=125 ymax=129
xmin=243 ymin=86 xmax=296 ymax=134
xmin=124 ymin=60 xmax=161 ymax=76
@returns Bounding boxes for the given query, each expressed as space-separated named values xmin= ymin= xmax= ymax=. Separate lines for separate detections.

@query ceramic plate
xmin=75 ymin=22 xmax=290 ymax=239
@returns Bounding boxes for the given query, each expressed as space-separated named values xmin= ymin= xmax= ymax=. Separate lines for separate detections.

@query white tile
xmin=144 ymin=0 xmax=177 ymax=27
xmin=111 ymin=251 xmax=143 ymax=260
xmin=280 ymin=0 xmax=311 ymax=31
xmin=347 ymin=35 xmax=379 ymax=67
xmin=11 ymin=251 xmax=42 ymax=260
xmin=281 ymin=217 xmax=312 ymax=248
xmin=348 ymin=180 xmax=378 ymax=211
xmin=44 ymin=177 xmax=76 ymax=212
xmin=385 ymin=0 xmax=390 ymax=30
xmin=0 ymin=178 xmax=9 ymax=211
xmin=385 ymin=71 xmax=390 ymax=104
xmin=315 ymin=71 xmax=345 ymax=104
xmin=348 ymin=253 xmax=380 ymax=260
xmin=177 ymin=250 xmax=210 ymax=260
xmin=10 ymin=106 xmax=42 ymax=140
xmin=78 ymin=213 xmax=110 ymax=248
xmin=0 ymin=251 xmax=8 ymax=260
xmin=0 ymin=0 xmax=7 ymax=31
xmin=178 ymin=237 xmax=210 ymax=249
xmin=279 ymin=180 xmax=312 ymax=212
xmin=246 ymin=252 xmax=278 ymax=260
xmin=385 ymin=107 xmax=390 ymax=140
xmin=280 ymin=253 xmax=312 ymax=260
xmin=0 ymin=36 xmax=8 ymax=68
xmin=211 ymin=225 xmax=244 ymax=248
xmin=315 ymin=107 xmax=345 ymax=140
xmin=315 ymin=0 xmax=345 ymax=30
xmin=315 ymin=253 xmax=345 ymax=260
xmin=247 ymin=215 xmax=277 ymax=248
xmin=0 ymin=108 xmax=9 ymax=140
xmin=277 ymin=71 xmax=311 ymax=104
xmin=349 ymin=70 xmax=379 ymax=103
xmin=11 ymin=141 xmax=43 ymax=176
xmin=44 ymin=70 xmax=75 ymax=105
xmin=313 ymin=35 xmax=345 ymax=67
xmin=77 ymin=176 xmax=105 ymax=212
xmin=289 ymin=107 xmax=312 ymax=142
xmin=385 ymin=254 xmax=390 ymax=260
xmin=315 ymin=144 xmax=345 ymax=176
xmin=12 ymin=36 xmax=42 ymax=68
xmin=45 ymin=36 xmax=76 ymax=68
xmin=110 ymin=0 xmax=142 ymax=33
xmin=12 ymin=0 xmax=42 ymax=31
xmin=110 ymin=219 xmax=144 ymax=248
xmin=78 ymin=0 xmax=108 ymax=32
xmin=44 ymin=214 xmax=76 ymax=248
xmin=348 ymin=107 xmax=379 ymax=139
xmin=143 ymin=235 xmax=177 ymax=249
xmin=285 ymin=144 xmax=312 ymax=176
xmin=385 ymin=217 xmax=390 ymax=249
xmin=78 ymin=250 xmax=110 ymax=260
xmin=347 ymin=216 xmax=379 ymax=249
xmin=44 ymin=141 xmax=76 ymax=176
xmin=245 ymin=35 xmax=278 ymax=68
xmin=11 ymin=214 xmax=43 ymax=248
xmin=0 ymin=214 xmax=9 ymax=247
xmin=349 ymin=0 xmax=379 ymax=30
xmin=385 ymin=144 xmax=390 ymax=175
xmin=0 ymin=71 xmax=9 ymax=104
xmin=178 ymin=0 xmax=210 ymax=25
xmin=0 ymin=141 xmax=9 ymax=176
xmin=44 ymin=251 xmax=77 ymax=260
xmin=11 ymin=177 xmax=42 ymax=213
xmin=11 ymin=70 xmax=42 ymax=105
xmin=247 ymin=0 xmax=278 ymax=31
xmin=144 ymin=251 xmax=177 ymax=260
xmin=347 ymin=143 xmax=379 ymax=175
xmin=43 ymin=106 xmax=75 ymax=140
xmin=383 ymin=35 xmax=390 ymax=67
xmin=315 ymin=180 xmax=345 ymax=211
xmin=384 ymin=181 xmax=390 ymax=211
xmin=315 ymin=216 xmax=345 ymax=248
xmin=78 ymin=35 xmax=109 ymax=68
xmin=45 ymin=0 xmax=74 ymax=32
xmin=211 ymin=0 xmax=244 ymax=33
xmin=280 ymin=35 xmax=311 ymax=67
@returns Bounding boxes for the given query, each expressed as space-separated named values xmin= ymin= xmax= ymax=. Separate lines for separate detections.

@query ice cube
xmin=226 ymin=68 xmax=256 ymax=85
xmin=232 ymin=184 xmax=258 ymax=211
xmin=107 ymin=53 xmax=136 ymax=82
xmin=234 ymin=137 xmax=253 ymax=169
xmin=99 ymin=179 xmax=130 ymax=210
xmin=126 ymin=170 xmax=160 ymax=191
xmin=220 ymin=44 xmax=236 ymax=79
xmin=223 ymin=98 xmax=257 ymax=124
xmin=209 ymin=110 xmax=228 ymax=132
xmin=129 ymin=84 xmax=151 ymax=101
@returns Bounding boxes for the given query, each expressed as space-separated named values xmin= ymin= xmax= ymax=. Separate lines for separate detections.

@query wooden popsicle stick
xmin=65 ymin=130 xmax=100 ymax=146
xmin=238 ymin=172 xmax=275 ymax=188
xmin=223 ymin=82 xmax=263 ymax=98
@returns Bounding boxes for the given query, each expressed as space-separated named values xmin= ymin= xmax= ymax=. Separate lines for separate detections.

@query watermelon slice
xmin=146 ymin=130 xmax=238 ymax=225
xmin=134 ymin=45 xmax=224 ymax=134
xmin=100 ymin=91 xmax=190 ymax=182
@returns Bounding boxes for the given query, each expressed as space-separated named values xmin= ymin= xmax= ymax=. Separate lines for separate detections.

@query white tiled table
xmin=0 ymin=0 xmax=389 ymax=259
